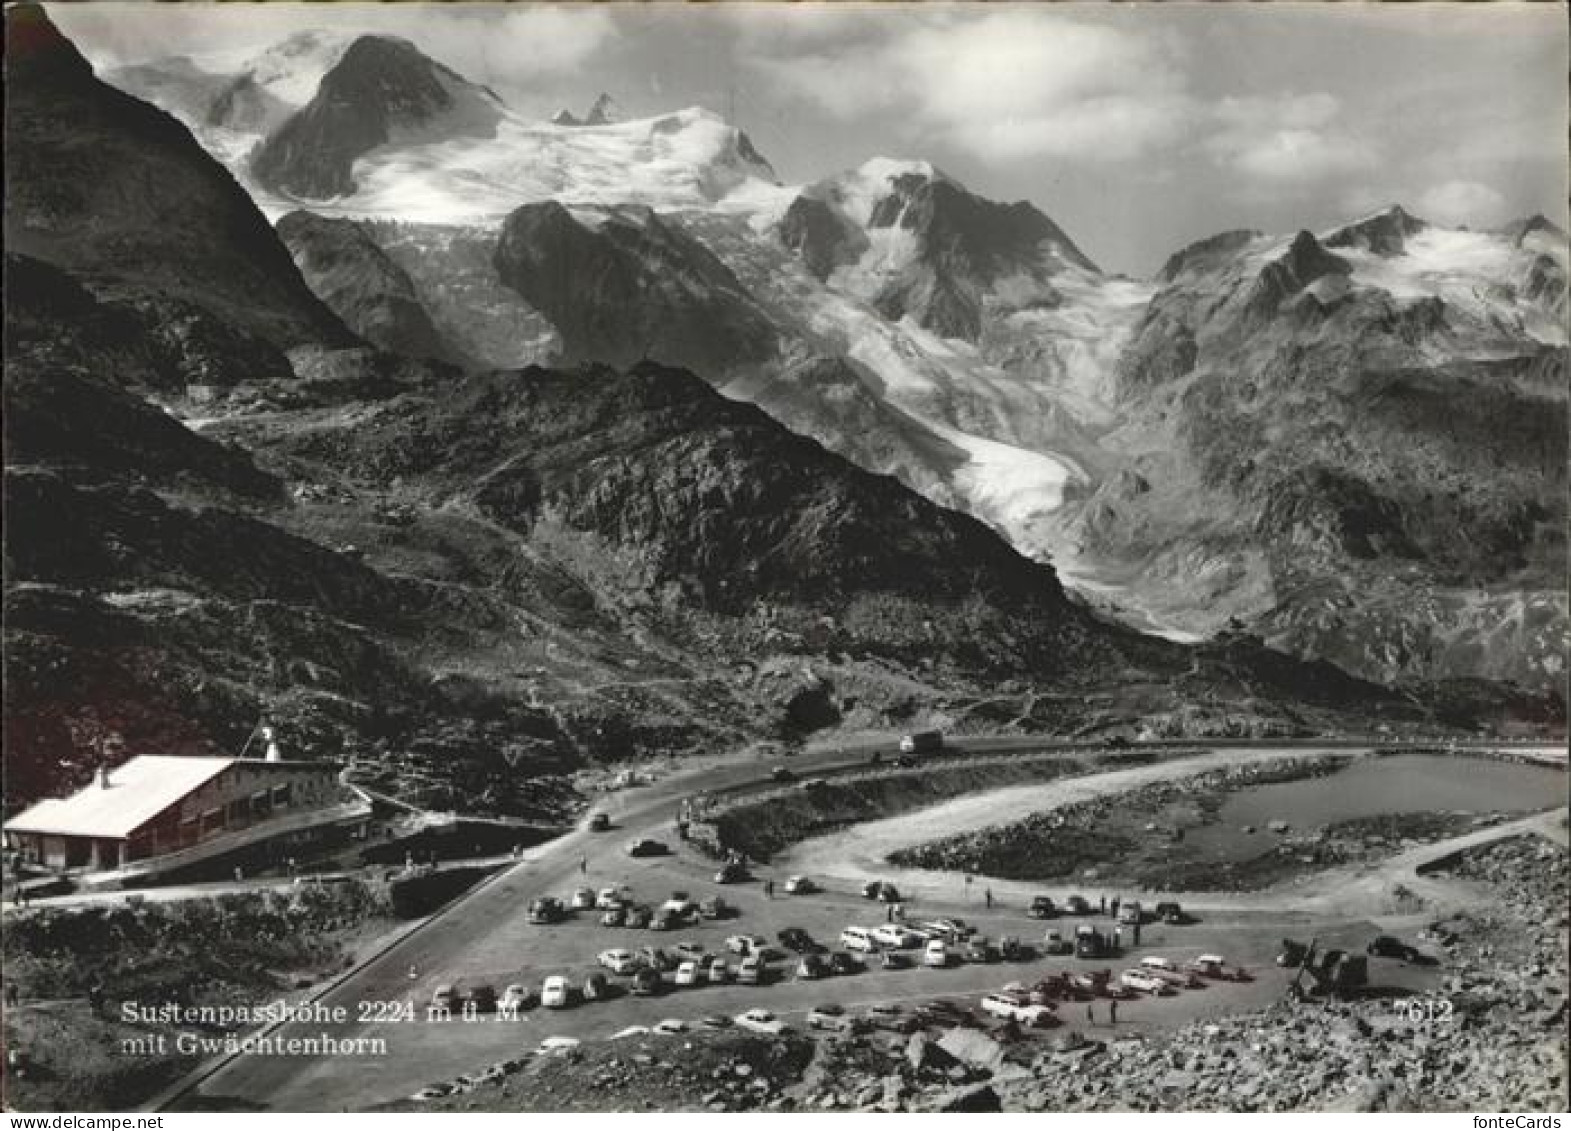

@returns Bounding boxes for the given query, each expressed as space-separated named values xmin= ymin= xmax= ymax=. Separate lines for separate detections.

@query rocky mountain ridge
xmin=16 ymin=6 xmax=1514 ymax=826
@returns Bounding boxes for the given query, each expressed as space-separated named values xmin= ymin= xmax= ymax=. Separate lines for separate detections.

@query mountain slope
xmin=276 ymin=210 xmax=459 ymax=363
xmin=491 ymin=202 xmax=778 ymax=377
xmin=1071 ymin=211 xmax=1569 ymax=689
xmin=87 ymin=25 xmax=1569 ymax=697
xmin=4 ymin=5 xmax=351 ymax=351
xmin=252 ymin=34 xmax=504 ymax=199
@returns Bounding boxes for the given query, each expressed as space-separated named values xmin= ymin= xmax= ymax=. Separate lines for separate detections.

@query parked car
xmin=778 ymin=927 xmax=817 ymax=953
xmin=771 ymin=766 xmax=796 ymax=783
xmin=598 ymin=948 xmax=639 ymax=975
xmin=1075 ymin=924 xmax=1109 ymax=959
xmin=1187 ymin=954 xmax=1246 ymax=981
xmin=588 ymin=812 xmax=611 ymax=832
xmin=650 ymin=910 xmax=678 ymax=932
xmin=899 ymin=731 xmax=944 ymax=755
xmin=626 ymin=838 xmax=667 ymax=858
xmin=1367 ymin=935 xmax=1422 ymax=963
xmin=1139 ymin=955 xmax=1178 ymax=972
xmin=700 ymin=1015 xmax=733 ymax=1030
xmin=570 ymin=887 xmax=596 ymax=910
xmin=1117 ymin=901 xmax=1144 ymax=926
xmin=640 ymin=946 xmax=676 ymax=972
xmin=737 ymin=955 xmax=767 ymax=985
xmin=702 ymin=955 xmax=730 ymax=984
xmin=714 ymin=861 xmax=749 ymax=884
xmin=839 ymin=926 xmax=879 ymax=952
xmin=735 ymin=1008 xmax=789 ymax=1035
xmin=879 ymin=950 xmax=911 ymax=970
xmin=468 ymin=984 xmax=498 ymax=1013
xmin=527 ymin=897 xmax=565 ymax=925
xmin=624 ymin=904 xmax=652 ymax=929
xmin=595 ymin=887 xmax=625 ymax=909
xmin=431 ymin=984 xmax=460 ymax=1012
xmin=1043 ymin=929 xmax=1073 ymax=956
xmin=828 ymin=950 xmax=864 ymax=975
xmin=873 ymin=924 xmax=923 ymax=950
xmin=923 ymin=939 xmax=950 ymax=968
xmin=1154 ymin=901 xmax=1187 ymax=925
xmin=583 ymin=972 xmax=611 ymax=1001
xmin=861 ymin=880 xmax=900 ymax=902
xmin=865 ymin=1007 xmax=921 ymax=1034
xmin=807 ymin=1003 xmax=851 ymax=1031
xmin=917 ymin=999 xmax=979 ymax=1025
xmin=963 ymin=937 xmax=1001 ymax=964
xmin=918 ymin=919 xmax=970 ymax=944
xmin=630 ymin=968 xmax=663 ymax=996
xmin=783 ymin=875 xmax=818 ymax=894
xmin=541 ymin=976 xmax=573 ymax=1008
xmin=675 ymin=941 xmax=708 ymax=962
xmin=500 ymin=983 xmax=534 ymax=1012
xmin=978 ymin=992 xmax=1054 ymax=1028
xmin=1120 ymin=969 xmax=1171 ymax=995
xmin=699 ymin=896 xmax=730 ymax=920
xmin=600 ymin=905 xmax=626 ymax=927
xmin=661 ymin=895 xmax=701 ymax=920
xmin=796 ymin=952 xmax=830 ymax=980
xmin=1029 ymin=895 xmax=1057 ymax=919
xmin=652 ymin=1018 xmax=688 ymax=1036
xmin=674 ymin=961 xmax=702 ymax=987
xmin=1065 ymin=895 xmax=1091 ymax=915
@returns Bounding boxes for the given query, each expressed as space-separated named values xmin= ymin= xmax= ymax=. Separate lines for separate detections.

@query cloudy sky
xmin=52 ymin=1 xmax=1568 ymax=275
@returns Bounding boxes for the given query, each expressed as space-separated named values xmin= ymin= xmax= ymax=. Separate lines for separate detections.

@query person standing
xmin=1133 ymin=921 xmax=1142 ymax=946
xmin=1099 ymin=894 xmax=1107 ymax=915
xmin=886 ymin=903 xmax=894 ymax=923
xmin=1086 ymin=1002 xmax=1095 ymax=1026
xmin=1111 ymin=895 xmax=1120 ymax=919
xmin=1109 ymin=999 xmax=1119 ymax=1025
xmin=579 ymin=854 xmax=588 ymax=876
xmin=984 ymin=887 xmax=993 ymax=910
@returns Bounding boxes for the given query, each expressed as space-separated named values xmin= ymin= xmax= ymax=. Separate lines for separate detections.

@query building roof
xmin=4 ymin=756 xmax=237 ymax=840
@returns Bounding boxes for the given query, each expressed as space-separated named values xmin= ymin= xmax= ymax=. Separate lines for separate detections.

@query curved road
xmin=163 ymin=736 xmax=1565 ymax=1112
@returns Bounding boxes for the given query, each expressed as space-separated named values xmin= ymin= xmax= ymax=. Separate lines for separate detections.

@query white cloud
xmin=1417 ymin=180 xmax=1509 ymax=226
xmin=1204 ymin=93 xmax=1373 ymax=183
xmin=50 ymin=2 xmax=616 ymax=88
xmin=748 ymin=10 xmax=1193 ymax=164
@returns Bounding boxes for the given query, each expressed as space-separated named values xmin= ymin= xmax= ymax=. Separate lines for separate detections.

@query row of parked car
xmin=1028 ymin=896 xmax=1189 ymax=925
xmin=973 ymin=952 xmax=1250 ymax=1027
xmin=529 ymin=887 xmax=737 ymax=930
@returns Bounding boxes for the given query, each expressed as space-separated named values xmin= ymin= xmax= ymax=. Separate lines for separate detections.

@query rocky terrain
xmin=11 ymin=6 xmax=1492 ymax=824
xmin=276 ymin=210 xmax=460 ymax=364
xmin=86 ymin=26 xmax=1569 ymax=697
xmin=384 ymin=1032 xmax=818 ymax=1113
xmin=2 ymin=881 xmax=396 ymax=1111
xmin=1083 ymin=215 xmax=1567 ymax=691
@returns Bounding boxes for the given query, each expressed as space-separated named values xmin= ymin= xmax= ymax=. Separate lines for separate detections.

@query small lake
xmin=1185 ymin=754 xmax=1567 ymax=862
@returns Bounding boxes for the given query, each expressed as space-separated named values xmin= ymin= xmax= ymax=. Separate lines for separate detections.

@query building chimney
xmin=261 ymin=725 xmax=282 ymax=762
xmin=97 ymin=765 xmax=111 ymax=789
